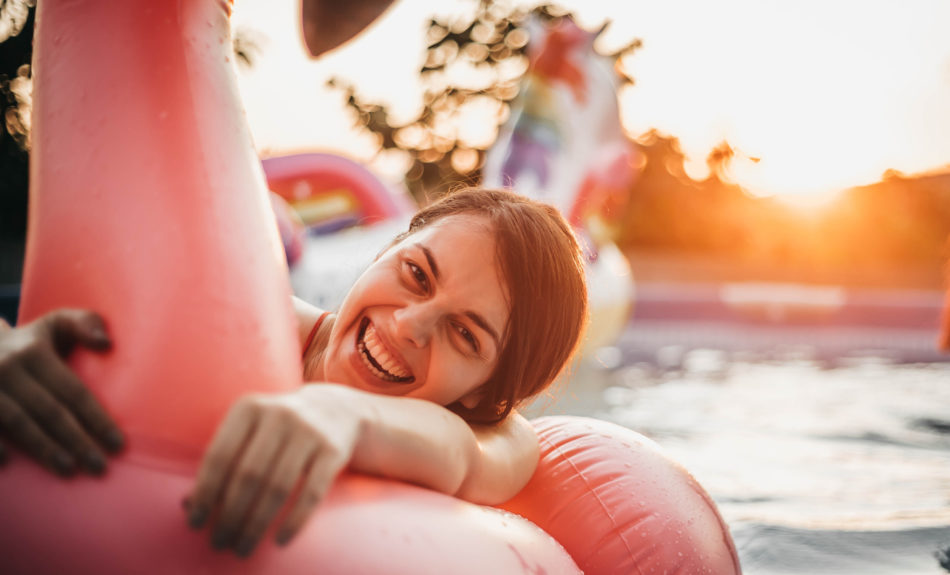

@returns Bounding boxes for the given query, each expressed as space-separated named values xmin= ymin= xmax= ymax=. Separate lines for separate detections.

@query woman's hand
xmin=0 ymin=309 xmax=124 ymax=476
xmin=185 ymin=383 xmax=540 ymax=559
xmin=185 ymin=384 xmax=366 ymax=558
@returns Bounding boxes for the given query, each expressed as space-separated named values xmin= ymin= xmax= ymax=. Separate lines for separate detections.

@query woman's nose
xmin=392 ymin=304 xmax=436 ymax=347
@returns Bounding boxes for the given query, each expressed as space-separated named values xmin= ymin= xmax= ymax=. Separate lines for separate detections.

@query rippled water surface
xmin=528 ymin=345 xmax=950 ymax=574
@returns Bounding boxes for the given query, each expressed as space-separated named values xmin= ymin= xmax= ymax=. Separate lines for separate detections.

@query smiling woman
xmin=182 ymin=188 xmax=590 ymax=556
xmin=310 ymin=189 xmax=588 ymax=422
xmin=315 ymin=215 xmax=509 ymax=406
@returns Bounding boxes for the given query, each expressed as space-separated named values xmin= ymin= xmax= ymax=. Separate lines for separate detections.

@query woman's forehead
xmin=398 ymin=214 xmax=491 ymax=253
xmin=406 ymin=216 xmax=496 ymax=264
xmin=419 ymin=213 xmax=492 ymax=237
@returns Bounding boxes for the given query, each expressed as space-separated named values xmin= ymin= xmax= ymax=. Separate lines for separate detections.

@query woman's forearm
xmin=186 ymin=383 xmax=540 ymax=556
xmin=345 ymin=387 xmax=539 ymax=504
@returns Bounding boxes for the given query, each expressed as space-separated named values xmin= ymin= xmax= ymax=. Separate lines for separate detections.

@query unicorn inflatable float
xmin=0 ymin=1 xmax=739 ymax=573
xmin=483 ymin=15 xmax=638 ymax=351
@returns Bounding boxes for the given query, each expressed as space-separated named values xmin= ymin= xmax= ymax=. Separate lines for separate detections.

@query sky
xmin=230 ymin=0 xmax=950 ymax=199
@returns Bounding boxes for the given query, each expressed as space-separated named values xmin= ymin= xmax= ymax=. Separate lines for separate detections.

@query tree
xmin=0 ymin=0 xmax=33 ymax=285
xmin=1 ymin=0 xmax=33 ymax=226
xmin=329 ymin=1 xmax=639 ymax=202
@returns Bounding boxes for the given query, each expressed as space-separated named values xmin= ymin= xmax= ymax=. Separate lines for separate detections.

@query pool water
xmin=527 ymin=339 xmax=950 ymax=574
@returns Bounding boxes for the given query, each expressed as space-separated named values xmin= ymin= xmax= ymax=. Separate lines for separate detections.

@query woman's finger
xmin=187 ymin=398 xmax=260 ymax=530
xmin=25 ymin=351 xmax=124 ymax=453
xmin=43 ymin=309 xmax=111 ymax=355
xmin=232 ymin=433 xmax=317 ymax=557
xmin=275 ymin=442 xmax=348 ymax=545
xmin=2 ymin=366 xmax=106 ymax=474
xmin=0 ymin=388 xmax=75 ymax=476
xmin=208 ymin=410 xmax=289 ymax=551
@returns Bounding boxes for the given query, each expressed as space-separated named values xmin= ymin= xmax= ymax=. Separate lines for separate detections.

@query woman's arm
xmin=292 ymin=296 xmax=331 ymax=379
xmin=353 ymin=388 xmax=539 ymax=504
xmin=185 ymin=383 xmax=539 ymax=556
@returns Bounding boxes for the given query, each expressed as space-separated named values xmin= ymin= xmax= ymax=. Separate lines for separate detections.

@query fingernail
xmin=52 ymin=451 xmax=76 ymax=477
xmin=235 ymin=537 xmax=257 ymax=558
xmin=188 ymin=506 xmax=208 ymax=529
xmin=89 ymin=327 xmax=111 ymax=348
xmin=104 ymin=429 xmax=125 ymax=452
xmin=84 ymin=451 xmax=106 ymax=475
xmin=211 ymin=528 xmax=233 ymax=550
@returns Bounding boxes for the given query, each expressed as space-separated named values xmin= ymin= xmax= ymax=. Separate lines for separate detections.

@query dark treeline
xmin=0 ymin=1 xmax=33 ymax=284
xmin=613 ymin=131 xmax=950 ymax=286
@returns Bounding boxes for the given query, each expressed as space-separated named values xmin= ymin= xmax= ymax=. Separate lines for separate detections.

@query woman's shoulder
xmin=293 ymin=296 xmax=334 ymax=379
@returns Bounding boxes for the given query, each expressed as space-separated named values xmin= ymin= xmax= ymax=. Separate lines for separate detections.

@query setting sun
xmin=604 ymin=0 xmax=950 ymax=199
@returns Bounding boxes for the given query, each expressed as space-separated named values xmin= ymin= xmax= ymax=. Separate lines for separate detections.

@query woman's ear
xmin=459 ymin=388 xmax=485 ymax=410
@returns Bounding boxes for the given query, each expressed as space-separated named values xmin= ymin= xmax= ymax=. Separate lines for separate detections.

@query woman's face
xmin=322 ymin=214 xmax=510 ymax=407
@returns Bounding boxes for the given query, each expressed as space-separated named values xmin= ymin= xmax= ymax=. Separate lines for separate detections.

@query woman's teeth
xmin=359 ymin=321 xmax=413 ymax=382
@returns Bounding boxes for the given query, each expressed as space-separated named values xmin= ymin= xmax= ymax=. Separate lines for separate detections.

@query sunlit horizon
xmin=231 ymin=0 xmax=950 ymax=200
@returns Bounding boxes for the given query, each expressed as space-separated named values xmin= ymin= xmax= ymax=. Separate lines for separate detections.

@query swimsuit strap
xmin=302 ymin=311 xmax=331 ymax=360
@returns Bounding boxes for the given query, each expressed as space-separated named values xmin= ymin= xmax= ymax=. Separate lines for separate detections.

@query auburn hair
xmin=393 ymin=188 xmax=588 ymax=424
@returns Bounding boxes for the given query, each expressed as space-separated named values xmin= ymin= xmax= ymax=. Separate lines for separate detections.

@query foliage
xmin=617 ymin=130 xmax=950 ymax=285
xmin=0 ymin=0 xmax=32 ymax=251
xmin=333 ymin=1 xmax=949 ymax=284
xmin=330 ymin=1 xmax=638 ymax=202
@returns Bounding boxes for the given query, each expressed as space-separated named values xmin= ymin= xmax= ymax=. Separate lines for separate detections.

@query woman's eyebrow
xmin=421 ymin=246 xmax=440 ymax=281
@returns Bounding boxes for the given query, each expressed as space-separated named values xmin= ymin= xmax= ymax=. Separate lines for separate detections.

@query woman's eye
xmin=455 ymin=324 xmax=478 ymax=352
xmin=407 ymin=262 xmax=429 ymax=292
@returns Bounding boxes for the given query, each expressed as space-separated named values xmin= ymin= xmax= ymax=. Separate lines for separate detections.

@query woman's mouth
xmin=357 ymin=317 xmax=415 ymax=383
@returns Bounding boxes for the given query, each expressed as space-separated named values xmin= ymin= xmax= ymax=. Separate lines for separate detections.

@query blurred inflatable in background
xmin=261 ymin=153 xmax=415 ymax=310
xmin=263 ymin=153 xmax=415 ymax=235
xmin=483 ymin=15 xmax=639 ymax=353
